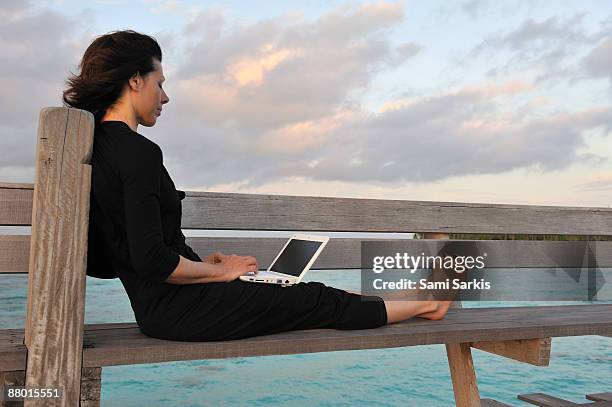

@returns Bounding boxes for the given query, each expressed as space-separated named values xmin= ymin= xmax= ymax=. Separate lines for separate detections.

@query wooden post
xmin=1 ymin=370 xmax=25 ymax=407
xmin=446 ymin=343 xmax=481 ymax=407
xmin=79 ymin=368 xmax=101 ymax=407
xmin=423 ymin=232 xmax=480 ymax=406
xmin=23 ymin=107 xmax=94 ymax=407
xmin=0 ymin=368 xmax=100 ymax=407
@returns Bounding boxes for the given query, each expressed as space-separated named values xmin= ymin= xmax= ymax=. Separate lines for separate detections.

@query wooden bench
xmin=0 ymin=107 xmax=611 ymax=406
xmin=518 ymin=391 xmax=612 ymax=406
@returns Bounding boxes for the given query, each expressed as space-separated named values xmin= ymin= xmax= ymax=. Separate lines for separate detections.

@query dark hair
xmin=63 ymin=30 xmax=162 ymax=125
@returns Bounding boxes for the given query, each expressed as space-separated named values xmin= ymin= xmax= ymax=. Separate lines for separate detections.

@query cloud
xmin=242 ymin=86 xmax=612 ymax=186
xmin=151 ymin=2 xmax=420 ymax=186
xmin=461 ymin=0 xmax=486 ymax=19
xmin=159 ymin=66 xmax=612 ymax=189
xmin=0 ymin=1 xmax=90 ymax=172
xmin=461 ymin=80 xmax=533 ymax=96
xmin=583 ymin=38 xmax=612 ymax=82
xmin=2 ymin=0 xmax=612 ymax=201
xmin=255 ymin=109 xmax=353 ymax=155
xmin=471 ymin=13 xmax=612 ymax=82
xmin=175 ymin=1 xmax=411 ymax=132
xmin=473 ymin=13 xmax=597 ymax=57
xmin=574 ymin=171 xmax=612 ymax=192
xmin=477 ymin=14 xmax=588 ymax=51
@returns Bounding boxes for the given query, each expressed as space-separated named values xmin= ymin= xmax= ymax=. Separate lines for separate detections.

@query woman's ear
xmin=128 ymin=71 xmax=143 ymax=91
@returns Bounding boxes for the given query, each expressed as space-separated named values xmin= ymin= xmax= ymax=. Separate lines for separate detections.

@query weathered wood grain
xmin=0 ymin=236 xmax=28 ymax=273
xmin=517 ymin=393 xmax=583 ymax=406
xmin=79 ymin=304 xmax=612 ymax=367
xmin=6 ymin=183 xmax=612 ymax=234
xmin=3 ymin=236 xmax=612 ymax=272
xmin=79 ymin=367 xmax=101 ymax=407
xmin=1 ymin=305 xmax=610 ymax=371
xmin=471 ymin=338 xmax=551 ymax=366
xmin=0 ymin=370 xmax=25 ymax=407
xmin=23 ymin=107 xmax=94 ymax=407
xmin=447 ymin=342 xmax=481 ymax=407
xmin=586 ymin=393 xmax=612 ymax=402
xmin=480 ymin=399 xmax=513 ymax=407
xmin=0 ymin=344 xmax=26 ymax=373
xmin=0 ymin=185 xmax=33 ymax=227
xmin=0 ymin=368 xmax=100 ymax=407
xmin=180 ymin=192 xmax=612 ymax=235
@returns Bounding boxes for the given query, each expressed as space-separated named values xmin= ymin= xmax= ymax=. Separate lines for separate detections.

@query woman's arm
xmin=118 ymin=140 xmax=182 ymax=283
xmin=164 ymin=254 xmax=259 ymax=285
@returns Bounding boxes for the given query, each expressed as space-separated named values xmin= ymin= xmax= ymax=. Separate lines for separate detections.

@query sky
xmin=3 ymin=0 xmax=612 ymax=208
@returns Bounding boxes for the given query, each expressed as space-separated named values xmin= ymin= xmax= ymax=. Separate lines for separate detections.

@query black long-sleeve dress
xmin=87 ymin=120 xmax=387 ymax=341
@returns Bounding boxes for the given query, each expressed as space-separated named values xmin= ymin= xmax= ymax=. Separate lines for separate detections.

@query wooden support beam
xmin=1 ymin=370 xmax=25 ymax=407
xmin=471 ymin=338 xmax=551 ymax=366
xmin=0 ymin=368 xmax=100 ymax=407
xmin=446 ymin=343 xmax=481 ymax=407
xmin=79 ymin=367 xmax=101 ymax=407
xmin=23 ymin=107 xmax=94 ymax=407
xmin=428 ymin=232 xmax=481 ymax=407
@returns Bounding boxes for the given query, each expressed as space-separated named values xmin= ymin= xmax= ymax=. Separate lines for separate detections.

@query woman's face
xmin=133 ymin=58 xmax=169 ymax=127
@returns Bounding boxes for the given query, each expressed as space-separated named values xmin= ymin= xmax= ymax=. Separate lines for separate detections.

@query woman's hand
xmin=217 ymin=254 xmax=259 ymax=282
xmin=204 ymin=251 xmax=226 ymax=264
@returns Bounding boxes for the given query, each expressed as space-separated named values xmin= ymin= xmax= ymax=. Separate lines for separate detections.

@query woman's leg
xmin=383 ymin=299 xmax=440 ymax=323
xmin=344 ymin=293 xmax=452 ymax=324
xmin=385 ymin=299 xmax=454 ymax=323
xmin=151 ymin=280 xmax=390 ymax=341
xmin=348 ymin=262 xmax=458 ymax=324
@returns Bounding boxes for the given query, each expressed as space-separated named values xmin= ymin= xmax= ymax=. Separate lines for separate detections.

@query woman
xmin=63 ymin=30 xmax=452 ymax=342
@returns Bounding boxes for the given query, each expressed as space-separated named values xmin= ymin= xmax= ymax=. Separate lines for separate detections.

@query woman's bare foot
xmin=417 ymin=300 xmax=453 ymax=320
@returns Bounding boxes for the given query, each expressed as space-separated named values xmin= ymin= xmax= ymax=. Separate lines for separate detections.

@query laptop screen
xmin=269 ymin=239 xmax=323 ymax=277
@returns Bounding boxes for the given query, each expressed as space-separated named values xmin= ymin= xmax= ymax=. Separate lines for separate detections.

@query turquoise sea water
xmin=1 ymin=270 xmax=610 ymax=407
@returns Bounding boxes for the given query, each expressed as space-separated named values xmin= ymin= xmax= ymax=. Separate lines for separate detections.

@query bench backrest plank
xmin=0 ymin=183 xmax=33 ymax=226
xmin=180 ymin=192 xmax=612 ymax=234
xmin=2 ymin=236 xmax=610 ymax=273
xmin=4 ymin=184 xmax=612 ymax=235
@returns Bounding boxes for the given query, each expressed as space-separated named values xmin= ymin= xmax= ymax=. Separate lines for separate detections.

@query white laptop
xmin=239 ymin=234 xmax=329 ymax=286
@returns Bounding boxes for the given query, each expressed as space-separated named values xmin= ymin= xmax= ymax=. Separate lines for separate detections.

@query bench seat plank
xmin=517 ymin=393 xmax=593 ymax=406
xmin=587 ymin=393 xmax=612 ymax=402
xmin=480 ymin=399 xmax=514 ymax=407
xmin=1 ymin=305 xmax=611 ymax=371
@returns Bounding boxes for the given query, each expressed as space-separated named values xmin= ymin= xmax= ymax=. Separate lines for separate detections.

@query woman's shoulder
xmin=95 ymin=121 xmax=162 ymax=154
